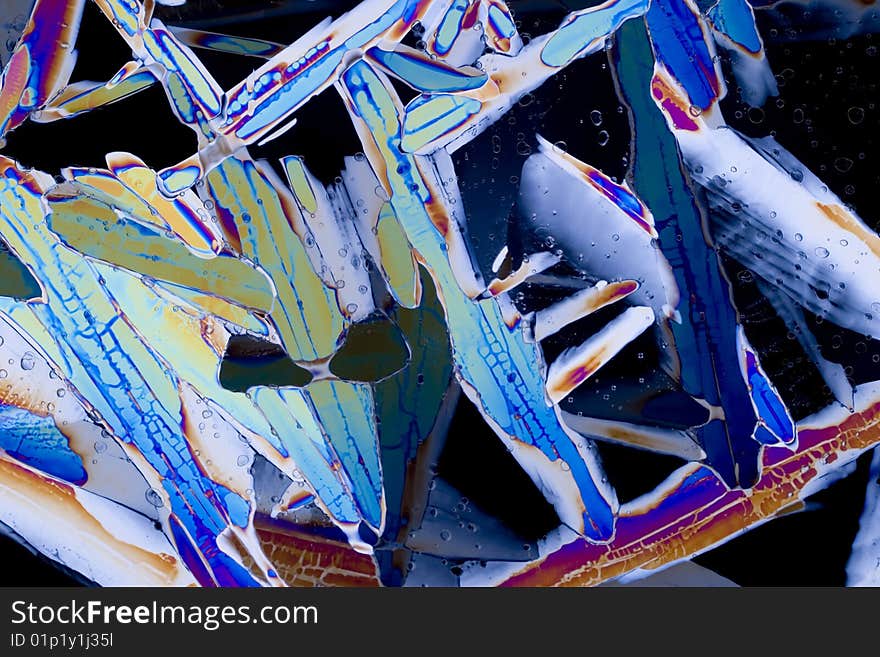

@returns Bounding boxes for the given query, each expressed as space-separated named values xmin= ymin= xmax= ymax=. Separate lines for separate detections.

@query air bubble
xmin=848 ymin=106 xmax=865 ymax=124
xmin=145 ymin=489 xmax=165 ymax=508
